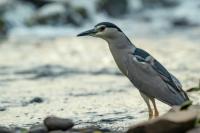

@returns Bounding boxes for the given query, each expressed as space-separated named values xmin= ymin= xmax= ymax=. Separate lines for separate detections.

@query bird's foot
xmin=154 ymin=111 xmax=159 ymax=117
xmin=148 ymin=111 xmax=153 ymax=120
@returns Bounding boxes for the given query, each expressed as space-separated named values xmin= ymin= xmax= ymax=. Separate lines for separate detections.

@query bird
xmin=77 ymin=22 xmax=189 ymax=118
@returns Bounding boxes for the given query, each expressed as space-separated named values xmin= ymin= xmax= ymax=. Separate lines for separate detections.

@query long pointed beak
xmin=77 ymin=29 xmax=97 ymax=37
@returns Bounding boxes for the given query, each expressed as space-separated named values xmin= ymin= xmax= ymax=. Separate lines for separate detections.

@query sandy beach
xmin=0 ymin=35 xmax=199 ymax=131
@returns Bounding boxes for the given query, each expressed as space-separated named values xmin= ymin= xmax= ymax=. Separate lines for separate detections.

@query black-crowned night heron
xmin=77 ymin=22 xmax=189 ymax=118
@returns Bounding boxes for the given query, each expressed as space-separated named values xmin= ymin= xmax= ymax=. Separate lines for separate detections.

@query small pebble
xmin=30 ymin=97 xmax=44 ymax=104
xmin=29 ymin=124 xmax=48 ymax=133
xmin=44 ymin=116 xmax=74 ymax=131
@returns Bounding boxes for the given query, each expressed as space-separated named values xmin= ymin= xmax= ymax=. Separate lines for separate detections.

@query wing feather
xmin=132 ymin=48 xmax=189 ymax=101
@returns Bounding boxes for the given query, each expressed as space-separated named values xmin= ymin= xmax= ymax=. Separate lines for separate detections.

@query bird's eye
xmin=99 ymin=26 xmax=106 ymax=32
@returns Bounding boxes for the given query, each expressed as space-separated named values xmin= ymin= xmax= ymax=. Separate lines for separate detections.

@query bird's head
xmin=77 ymin=22 xmax=123 ymax=40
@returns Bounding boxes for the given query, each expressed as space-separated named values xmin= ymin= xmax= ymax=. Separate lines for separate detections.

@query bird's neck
xmin=106 ymin=33 xmax=136 ymax=50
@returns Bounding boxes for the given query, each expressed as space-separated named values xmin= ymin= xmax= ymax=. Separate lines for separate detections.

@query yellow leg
xmin=150 ymin=98 xmax=159 ymax=117
xmin=140 ymin=92 xmax=153 ymax=119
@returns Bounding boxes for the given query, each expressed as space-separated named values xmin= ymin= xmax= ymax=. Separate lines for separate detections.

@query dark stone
xmin=0 ymin=126 xmax=13 ymax=133
xmin=169 ymin=104 xmax=200 ymax=115
xmin=141 ymin=0 xmax=179 ymax=8
xmin=96 ymin=0 xmax=128 ymax=18
xmin=0 ymin=18 xmax=7 ymax=38
xmin=187 ymin=87 xmax=200 ymax=92
xmin=74 ymin=7 xmax=89 ymax=20
xmin=172 ymin=18 xmax=198 ymax=28
xmin=20 ymin=0 xmax=51 ymax=8
xmin=29 ymin=124 xmax=48 ymax=133
xmin=28 ymin=3 xmax=69 ymax=26
xmin=180 ymin=100 xmax=193 ymax=110
xmin=187 ymin=81 xmax=200 ymax=92
xmin=66 ymin=13 xmax=82 ymax=27
xmin=127 ymin=110 xmax=197 ymax=133
xmin=27 ymin=2 xmax=87 ymax=27
xmin=30 ymin=97 xmax=44 ymax=104
xmin=0 ymin=107 xmax=6 ymax=111
xmin=66 ymin=6 xmax=89 ymax=27
xmin=44 ymin=116 xmax=74 ymax=131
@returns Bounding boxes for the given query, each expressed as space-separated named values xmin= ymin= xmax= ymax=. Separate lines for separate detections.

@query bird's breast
xmin=109 ymin=49 xmax=129 ymax=76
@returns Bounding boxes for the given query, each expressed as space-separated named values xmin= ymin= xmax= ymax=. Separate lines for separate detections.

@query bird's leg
xmin=140 ymin=92 xmax=153 ymax=119
xmin=150 ymin=98 xmax=159 ymax=117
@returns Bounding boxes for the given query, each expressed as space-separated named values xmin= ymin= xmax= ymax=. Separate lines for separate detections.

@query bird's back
xmin=126 ymin=48 xmax=189 ymax=106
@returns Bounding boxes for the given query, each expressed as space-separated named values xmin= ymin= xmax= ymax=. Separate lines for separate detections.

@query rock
xmin=180 ymin=101 xmax=193 ymax=110
xmin=44 ymin=116 xmax=74 ymax=131
xmin=29 ymin=124 xmax=48 ymax=133
xmin=20 ymin=0 xmax=51 ymax=8
xmin=187 ymin=127 xmax=200 ymax=133
xmin=65 ymin=6 xmax=89 ymax=27
xmin=172 ymin=18 xmax=198 ymax=28
xmin=141 ymin=0 xmax=178 ymax=8
xmin=0 ymin=106 xmax=6 ymax=111
xmin=127 ymin=110 xmax=197 ymax=133
xmin=74 ymin=7 xmax=89 ymax=20
xmin=169 ymin=104 xmax=200 ymax=117
xmin=187 ymin=81 xmax=200 ymax=92
xmin=0 ymin=126 xmax=13 ymax=133
xmin=96 ymin=0 xmax=128 ymax=18
xmin=28 ymin=2 xmax=87 ymax=27
xmin=30 ymin=3 xmax=69 ymax=26
xmin=187 ymin=87 xmax=200 ymax=92
xmin=0 ymin=17 xmax=7 ymax=38
xmin=66 ymin=8 xmax=87 ymax=27
xmin=30 ymin=97 xmax=44 ymax=104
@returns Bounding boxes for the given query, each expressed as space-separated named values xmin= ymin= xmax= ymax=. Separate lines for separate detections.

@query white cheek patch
xmin=95 ymin=28 xmax=108 ymax=36
xmin=95 ymin=27 xmax=119 ymax=37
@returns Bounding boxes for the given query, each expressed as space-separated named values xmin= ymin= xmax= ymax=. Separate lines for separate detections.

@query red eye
xmin=99 ymin=26 xmax=106 ymax=32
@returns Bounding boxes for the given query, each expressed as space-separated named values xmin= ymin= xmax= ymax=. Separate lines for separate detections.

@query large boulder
xmin=29 ymin=3 xmax=68 ymax=26
xmin=127 ymin=110 xmax=197 ymax=133
xmin=28 ymin=2 xmax=88 ymax=27
xmin=67 ymin=6 xmax=89 ymax=27
xmin=96 ymin=0 xmax=128 ymax=18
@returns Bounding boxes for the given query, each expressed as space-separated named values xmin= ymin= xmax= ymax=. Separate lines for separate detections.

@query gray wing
xmin=130 ymin=48 xmax=189 ymax=104
xmin=152 ymin=59 xmax=189 ymax=100
xmin=170 ymin=74 xmax=182 ymax=89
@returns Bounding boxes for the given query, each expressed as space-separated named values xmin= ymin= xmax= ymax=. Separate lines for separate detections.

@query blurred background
xmin=0 ymin=0 xmax=200 ymax=132
xmin=0 ymin=0 xmax=200 ymax=38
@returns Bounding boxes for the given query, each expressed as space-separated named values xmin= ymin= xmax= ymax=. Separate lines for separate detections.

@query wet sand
xmin=0 ymin=35 xmax=199 ymax=131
